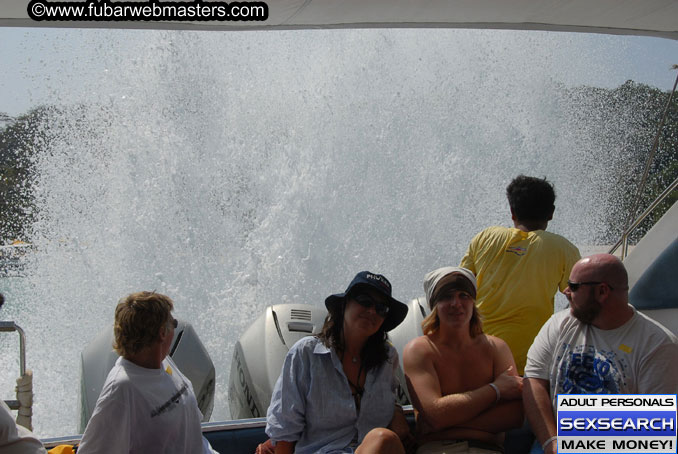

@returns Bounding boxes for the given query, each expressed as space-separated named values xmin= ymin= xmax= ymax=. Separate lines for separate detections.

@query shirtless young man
xmin=403 ymin=267 xmax=523 ymax=454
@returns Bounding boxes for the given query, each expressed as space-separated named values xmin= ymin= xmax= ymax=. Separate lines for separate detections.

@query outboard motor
xmin=387 ymin=297 xmax=429 ymax=405
xmin=228 ymin=299 xmax=429 ymax=419
xmin=80 ymin=319 xmax=215 ymax=432
xmin=228 ymin=303 xmax=326 ymax=419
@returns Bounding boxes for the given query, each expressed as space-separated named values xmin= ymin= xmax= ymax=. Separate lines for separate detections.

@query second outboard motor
xmin=228 ymin=303 xmax=326 ymax=419
xmin=229 ymin=299 xmax=429 ymax=419
xmin=387 ymin=296 xmax=429 ymax=405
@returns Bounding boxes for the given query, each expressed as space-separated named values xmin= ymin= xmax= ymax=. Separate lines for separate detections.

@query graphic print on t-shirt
xmin=556 ymin=344 xmax=626 ymax=394
xmin=151 ymin=383 xmax=189 ymax=418
xmin=505 ymin=246 xmax=527 ymax=256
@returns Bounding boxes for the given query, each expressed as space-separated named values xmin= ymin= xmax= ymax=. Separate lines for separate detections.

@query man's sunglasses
xmin=567 ymin=281 xmax=614 ymax=292
xmin=353 ymin=294 xmax=390 ymax=318
xmin=169 ymin=318 xmax=178 ymax=329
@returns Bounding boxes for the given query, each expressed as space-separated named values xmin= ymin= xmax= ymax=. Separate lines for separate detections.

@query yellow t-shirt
xmin=460 ymin=226 xmax=580 ymax=374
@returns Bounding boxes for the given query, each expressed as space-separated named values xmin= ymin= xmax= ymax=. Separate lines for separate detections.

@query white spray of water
xmin=1 ymin=28 xmax=629 ymax=437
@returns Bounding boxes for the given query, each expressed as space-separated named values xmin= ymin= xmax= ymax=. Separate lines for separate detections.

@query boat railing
xmin=608 ymin=176 xmax=678 ymax=260
xmin=202 ymin=417 xmax=267 ymax=432
xmin=610 ymin=67 xmax=677 ymax=260
xmin=0 ymin=320 xmax=26 ymax=411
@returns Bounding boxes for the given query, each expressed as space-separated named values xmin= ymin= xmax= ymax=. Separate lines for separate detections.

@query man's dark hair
xmin=506 ymin=175 xmax=556 ymax=222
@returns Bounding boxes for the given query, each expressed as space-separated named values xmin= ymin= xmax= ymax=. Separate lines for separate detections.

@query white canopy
xmin=1 ymin=0 xmax=677 ymax=39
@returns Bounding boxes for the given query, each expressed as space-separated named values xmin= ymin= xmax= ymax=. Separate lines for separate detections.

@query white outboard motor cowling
xmin=387 ymin=297 xmax=429 ymax=405
xmin=228 ymin=299 xmax=428 ymax=419
xmin=228 ymin=303 xmax=326 ymax=419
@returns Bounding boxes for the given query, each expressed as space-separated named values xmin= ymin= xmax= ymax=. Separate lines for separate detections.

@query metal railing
xmin=0 ymin=320 xmax=26 ymax=410
xmin=609 ymin=176 xmax=678 ymax=260
xmin=611 ymin=66 xmax=678 ymax=260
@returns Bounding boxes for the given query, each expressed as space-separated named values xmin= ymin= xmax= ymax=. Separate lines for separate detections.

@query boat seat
xmin=204 ymin=420 xmax=269 ymax=454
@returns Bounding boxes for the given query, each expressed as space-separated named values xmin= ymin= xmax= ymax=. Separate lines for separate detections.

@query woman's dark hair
xmin=317 ymin=286 xmax=390 ymax=371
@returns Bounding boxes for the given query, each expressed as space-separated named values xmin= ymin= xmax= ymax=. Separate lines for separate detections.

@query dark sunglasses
xmin=169 ymin=318 xmax=178 ymax=329
xmin=353 ymin=294 xmax=390 ymax=318
xmin=568 ymin=281 xmax=614 ymax=292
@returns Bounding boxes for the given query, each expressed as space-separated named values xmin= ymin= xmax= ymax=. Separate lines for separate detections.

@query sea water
xmin=0 ymin=28 xmax=648 ymax=437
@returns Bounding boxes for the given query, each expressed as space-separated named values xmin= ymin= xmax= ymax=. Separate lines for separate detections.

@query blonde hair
xmin=113 ymin=291 xmax=174 ymax=358
xmin=421 ymin=304 xmax=483 ymax=337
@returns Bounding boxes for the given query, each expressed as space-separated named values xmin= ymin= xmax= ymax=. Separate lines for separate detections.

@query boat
xmin=0 ymin=2 xmax=677 ymax=453
xmin=45 ymin=161 xmax=678 ymax=452
xmin=41 ymin=189 xmax=678 ymax=453
xmin=218 ymin=193 xmax=678 ymax=454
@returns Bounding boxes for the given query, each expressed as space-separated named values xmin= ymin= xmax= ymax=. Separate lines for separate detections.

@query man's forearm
xmin=419 ymin=383 xmax=499 ymax=431
xmin=523 ymin=378 xmax=557 ymax=453
xmin=457 ymin=400 xmax=523 ymax=433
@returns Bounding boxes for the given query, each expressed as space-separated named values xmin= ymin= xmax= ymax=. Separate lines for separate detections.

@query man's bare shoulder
xmin=403 ymin=335 xmax=437 ymax=363
xmin=483 ymin=334 xmax=519 ymax=372
xmin=405 ymin=334 xmax=436 ymax=352
xmin=485 ymin=334 xmax=509 ymax=349
xmin=483 ymin=334 xmax=513 ymax=356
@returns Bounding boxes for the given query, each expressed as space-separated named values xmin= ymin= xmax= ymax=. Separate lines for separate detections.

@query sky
xmin=0 ymin=27 xmax=677 ymax=117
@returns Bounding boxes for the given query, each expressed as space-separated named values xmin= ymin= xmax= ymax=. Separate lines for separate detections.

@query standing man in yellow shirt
xmin=460 ymin=175 xmax=580 ymax=376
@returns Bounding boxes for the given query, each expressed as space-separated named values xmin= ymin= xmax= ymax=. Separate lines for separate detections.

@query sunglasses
xmin=567 ymin=281 xmax=614 ymax=292
xmin=353 ymin=294 xmax=390 ymax=318
xmin=169 ymin=318 xmax=178 ymax=329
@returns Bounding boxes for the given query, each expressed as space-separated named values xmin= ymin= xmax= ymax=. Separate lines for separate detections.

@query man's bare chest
xmin=433 ymin=345 xmax=494 ymax=395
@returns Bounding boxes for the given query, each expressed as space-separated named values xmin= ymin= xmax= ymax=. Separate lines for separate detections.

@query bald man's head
xmin=573 ymin=254 xmax=629 ymax=292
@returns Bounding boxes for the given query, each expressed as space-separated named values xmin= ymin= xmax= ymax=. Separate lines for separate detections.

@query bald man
xmin=523 ymin=254 xmax=678 ymax=454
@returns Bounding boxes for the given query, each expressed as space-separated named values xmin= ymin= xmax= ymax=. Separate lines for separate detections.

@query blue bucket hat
xmin=325 ymin=271 xmax=408 ymax=332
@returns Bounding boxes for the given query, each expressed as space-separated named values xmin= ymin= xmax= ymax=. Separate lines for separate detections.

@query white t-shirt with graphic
xmin=78 ymin=356 xmax=215 ymax=454
xmin=525 ymin=307 xmax=678 ymax=414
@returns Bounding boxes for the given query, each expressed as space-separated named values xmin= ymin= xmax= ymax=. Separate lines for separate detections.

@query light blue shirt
xmin=266 ymin=336 xmax=399 ymax=454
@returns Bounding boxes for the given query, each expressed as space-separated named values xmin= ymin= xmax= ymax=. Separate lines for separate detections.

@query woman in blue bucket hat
xmin=265 ymin=271 xmax=410 ymax=454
